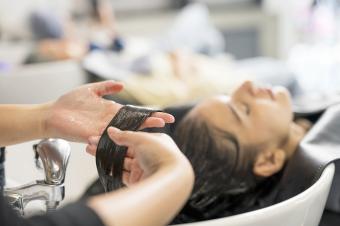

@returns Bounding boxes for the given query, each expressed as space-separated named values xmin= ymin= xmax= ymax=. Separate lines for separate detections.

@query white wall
xmin=0 ymin=60 xmax=87 ymax=104
xmin=0 ymin=0 xmax=72 ymax=39
xmin=263 ymin=0 xmax=314 ymax=58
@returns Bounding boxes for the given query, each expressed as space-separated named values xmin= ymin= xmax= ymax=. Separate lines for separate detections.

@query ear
xmin=253 ymin=149 xmax=286 ymax=177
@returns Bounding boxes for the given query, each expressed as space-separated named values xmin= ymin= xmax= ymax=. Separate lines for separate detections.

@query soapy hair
xmin=171 ymin=112 xmax=272 ymax=223
xmin=96 ymin=105 xmax=159 ymax=192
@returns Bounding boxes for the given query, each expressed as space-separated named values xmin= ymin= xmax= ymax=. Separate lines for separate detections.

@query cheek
xmin=257 ymin=98 xmax=292 ymax=122
xmin=251 ymin=104 xmax=292 ymax=137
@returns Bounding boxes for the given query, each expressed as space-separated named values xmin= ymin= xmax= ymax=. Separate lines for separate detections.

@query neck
xmin=282 ymin=123 xmax=307 ymax=159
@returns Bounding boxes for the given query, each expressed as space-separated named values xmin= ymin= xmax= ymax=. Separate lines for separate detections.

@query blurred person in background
xmin=26 ymin=0 xmax=124 ymax=63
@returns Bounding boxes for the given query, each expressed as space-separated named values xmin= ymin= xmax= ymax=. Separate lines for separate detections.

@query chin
xmin=276 ymin=88 xmax=292 ymax=108
xmin=276 ymin=86 xmax=291 ymax=99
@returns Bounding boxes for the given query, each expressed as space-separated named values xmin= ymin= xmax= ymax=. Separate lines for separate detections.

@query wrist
xmin=159 ymin=154 xmax=194 ymax=186
xmin=36 ymin=102 xmax=53 ymax=139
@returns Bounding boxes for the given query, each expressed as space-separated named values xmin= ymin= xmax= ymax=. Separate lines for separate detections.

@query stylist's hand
xmin=88 ymin=127 xmax=191 ymax=186
xmin=87 ymin=127 xmax=194 ymax=226
xmin=44 ymin=81 xmax=174 ymax=142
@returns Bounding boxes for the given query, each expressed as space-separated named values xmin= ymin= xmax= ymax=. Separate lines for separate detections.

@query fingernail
xmin=166 ymin=115 xmax=175 ymax=123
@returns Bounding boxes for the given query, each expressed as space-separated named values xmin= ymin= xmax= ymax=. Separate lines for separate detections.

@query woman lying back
xmin=86 ymin=80 xmax=315 ymax=223
xmin=170 ymin=80 xmax=308 ymax=223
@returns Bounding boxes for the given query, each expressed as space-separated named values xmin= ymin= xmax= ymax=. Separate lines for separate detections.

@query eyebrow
xmin=227 ymin=103 xmax=242 ymax=123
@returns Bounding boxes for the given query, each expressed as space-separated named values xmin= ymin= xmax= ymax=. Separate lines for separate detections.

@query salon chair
xmin=172 ymin=163 xmax=335 ymax=226
xmin=170 ymin=105 xmax=340 ymax=226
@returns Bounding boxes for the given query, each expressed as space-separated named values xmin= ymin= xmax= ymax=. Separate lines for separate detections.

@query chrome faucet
xmin=4 ymin=139 xmax=71 ymax=215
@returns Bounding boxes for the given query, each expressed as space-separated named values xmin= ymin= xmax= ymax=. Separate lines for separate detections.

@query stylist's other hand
xmin=43 ymin=81 xmax=175 ymax=143
xmin=107 ymin=127 xmax=192 ymax=185
xmin=87 ymin=127 xmax=194 ymax=226
xmin=86 ymin=134 xmax=142 ymax=185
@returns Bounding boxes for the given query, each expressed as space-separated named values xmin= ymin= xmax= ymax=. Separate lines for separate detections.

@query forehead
xmin=197 ymin=95 xmax=229 ymax=110
xmin=193 ymin=96 xmax=242 ymax=163
xmin=194 ymin=96 xmax=237 ymax=130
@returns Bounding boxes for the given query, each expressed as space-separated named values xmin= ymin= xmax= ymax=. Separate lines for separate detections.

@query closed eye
xmin=243 ymin=103 xmax=250 ymax=115
xmin=228 ymin=103 xmax=242 ymax=123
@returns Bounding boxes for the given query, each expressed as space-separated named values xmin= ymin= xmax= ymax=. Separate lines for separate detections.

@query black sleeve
xmin=0 ymin=194 xmax=106 ymax=226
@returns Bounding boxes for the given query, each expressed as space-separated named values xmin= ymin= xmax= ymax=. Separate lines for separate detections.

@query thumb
xmin=107 ymin=127 xmax=144 ymax=147
xmin=91 ymin=80 xmax=124 ymax=97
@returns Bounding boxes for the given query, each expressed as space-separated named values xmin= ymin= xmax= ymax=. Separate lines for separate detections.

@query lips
xmin=254 ymin=85 xmax=275 ymax=100
xmin=264 ymin=88 xmax=275 ymax=100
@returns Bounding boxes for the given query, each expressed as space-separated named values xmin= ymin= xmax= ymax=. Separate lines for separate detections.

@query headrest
xmin=275 ymin=105 xmax=340 ymax=212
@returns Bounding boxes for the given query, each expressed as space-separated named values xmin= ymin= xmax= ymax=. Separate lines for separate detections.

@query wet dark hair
xmin=92 ymin=104 xmax=283 ymax=222
xmin=96 ymin=105 xmax=159 ymax=192
xmin=171 ymin=111 xmax=280 ymax=223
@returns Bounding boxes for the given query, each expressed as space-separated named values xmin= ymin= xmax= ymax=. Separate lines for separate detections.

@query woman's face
xmin=192 ymin=80 xmax=293 ymax=151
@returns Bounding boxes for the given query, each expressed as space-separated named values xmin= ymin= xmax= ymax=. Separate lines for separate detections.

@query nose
xmin=232 ymin=80 xmax=255 ymax=100
xmin=234 ymin=80 xmax=277 ymax=102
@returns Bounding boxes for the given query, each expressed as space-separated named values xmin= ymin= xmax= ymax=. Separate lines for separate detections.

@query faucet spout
xmin=4 ymin=138 xmax=71 ymax=216
xmin=34 ymin=139 xmax=71 ymax=185
xmin=4 ymin=180 xmax=65 ymax=215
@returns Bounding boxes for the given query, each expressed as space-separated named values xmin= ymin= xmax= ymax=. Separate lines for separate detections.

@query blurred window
xmin=111 ymin=0 xmax=259 ymax=12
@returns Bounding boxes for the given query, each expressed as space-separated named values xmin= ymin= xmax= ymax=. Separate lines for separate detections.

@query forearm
xmin=88 ymin=160 xmax=194 ymax=226
xmin=0 ymin=104 xmax=51 ymax=146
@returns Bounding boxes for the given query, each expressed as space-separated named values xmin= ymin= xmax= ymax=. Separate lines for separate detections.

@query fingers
xmin=89 ymin=136 xmax=100 ymax=145
xmin=123 ymin=170 xmax=144 ymax=186
xmin=123 ymin=171 xmax=130 ymax=186
xmin=122 ymin=162 xmax=144 ymax=186
xmin=130 ymin=167 xmax=144 ymax=184
xmin=86 ymin=136 xmax=100 ymax=155
xmin=124 ymin=158 xmax=133 ymax=171
xmin=152 ymin=112 xmax=175 ymax=124
xmin=139 ymin=112 xmax=175 ymax=130
xmin=85 ymin=127 xmax=141 ymax=162
xmin=107 ymin=127 xmax=144 ymax=147
xmin=140 ymin=117 xmax=165 ymax=130
xmin=123 ymin=157 xmax=141 ymax=170
xmin=86 ymin=144 xmax=97 ymax=155
xmin=86 ymin=134 xmax=137 ymax=156
xmin=91 ymin=80 xmax=124 ymax=97
xmin=126 ymin=149 xmax=135 ymax=158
